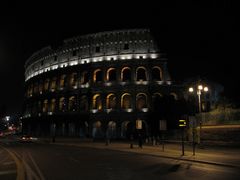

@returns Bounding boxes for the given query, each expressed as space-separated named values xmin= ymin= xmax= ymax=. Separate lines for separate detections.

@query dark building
xmin=22 ymin=29 xmax=184 ymax=138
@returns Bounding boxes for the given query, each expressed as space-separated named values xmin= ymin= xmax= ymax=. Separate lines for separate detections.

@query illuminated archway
xmin=70 ymin=73 xmax=77 ymax=87
xmin=121 ymin=67 xmax=131 ymax=81
xmin=81 ymin=71 xmax=89 ymax=84
xmin=106 ymin=93 xmax=117 ymax=109
xmin=44 ymin=79 xmax=50 ymax=91
xmin=106 ymin=121 xmax=117 ymax=138
xmin=50 ymin=77 xmax=57 ymax=91
xmin=68 ymin=96 xmax=76 ymax=111
xmin=59 ymin=97 xmax=66 ymax=112
xmin=136 ymin=93 xmax=147 ymax=110
xmin=136 ymin=67 xmax=147 ymax=81
xmin=92 ymin=94 xmax=102 ymax=110
xmin=92 ymin=121 xmax=103 ymax=138
xmin=152 ymin=66 xmax=163 ymax=81
xmin=93 ymin=69 xmax=103 ymax=82
xmin=50 ymin=99 xmax=56 ymax=112
xmin=121 ymin=93 xmax=132 ymax=109
xmin=43 ymin=99 xmax=48 ymax=112
xmin=59 ymin=75 xmax=67 ymax=89
xmin=170 ymin=92 xmax=178 ymax=100
xmin=107 ymin=68 xmax=117 ymax=81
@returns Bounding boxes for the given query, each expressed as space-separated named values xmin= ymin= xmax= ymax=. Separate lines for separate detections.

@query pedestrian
xmin=138 ymin=133 xmax=143 ymax=148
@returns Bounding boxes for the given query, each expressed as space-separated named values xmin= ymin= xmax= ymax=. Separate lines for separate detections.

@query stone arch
xmin=106 ymin=93 xmax=117 ymax=109
xmin=43 ymin=99 xmax=48 ymax=112
xmin=50 ymin=77 xmax=57 ymax=91
xmin=70 ymin=72 xmax=77 ymax=88
xmin=121 ymin=67 xmax=131 ymax=81
xmin=121 ymin=93 xmax=132 ymax=109
xmin=92 ymin=94 xmax=102 ymax=110
xmin=121 ymin=121 xmax=133 ymax=139
xmin=93 ymin=69 xmax=103 ymax=82
xmin=106 ymin=68 xmax=117 ymax=81
xmin=68 ymin=96 xmax=77 ymax=111
xmin=152 ymin=66 xmax=163 ymax=81
xmin=170 ymin=92 xmax=178 ymax=100
xmin=59 ymin=97 xmax=66 ymax=112
xmin=81 ymin=71 xmax=89 ymax=84
xmin=92 ymin=121 xmax=103 ymax=138
xmin=59 ymin=74 xmax=67 ymax=89
xmin=50 ymin=99 xmax=56 ymax=112
xmin=106 ymin=121 xmax=117 ymax=139
xmin=44 ymin=79 xmax=50 ymax=91
xmin=136 ymin=93 xmax=148 ymax=110
xmin=136 ymin=66 xmax=147 ymax=81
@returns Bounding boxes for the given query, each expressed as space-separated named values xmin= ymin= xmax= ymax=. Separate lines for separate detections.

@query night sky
xmin=0 ymin=1 xmax=238 ymax=115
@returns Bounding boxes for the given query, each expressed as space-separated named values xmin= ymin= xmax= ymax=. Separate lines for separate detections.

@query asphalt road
xmin=1 ymin=138 xmax=240 ymax=180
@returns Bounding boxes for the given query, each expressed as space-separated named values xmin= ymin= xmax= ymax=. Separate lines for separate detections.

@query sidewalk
xmin=38 ymin=137 xmax=240 ymax=168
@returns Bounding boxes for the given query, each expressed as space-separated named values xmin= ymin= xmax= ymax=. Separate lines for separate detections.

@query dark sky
xmin=0 ymin=1 xmax=239 ymax=115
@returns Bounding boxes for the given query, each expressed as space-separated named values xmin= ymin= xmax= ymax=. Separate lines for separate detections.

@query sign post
xmin=179 ymin=120 xmax=186 ymax=156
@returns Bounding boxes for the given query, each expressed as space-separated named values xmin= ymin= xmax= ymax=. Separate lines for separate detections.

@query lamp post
xmin=189 ymin=85 xmax=208 ymax=145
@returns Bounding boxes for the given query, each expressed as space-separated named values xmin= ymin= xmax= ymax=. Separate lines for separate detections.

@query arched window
xmin=44 ymin=79 xmax=50 ymax=91
xmin=93 ymin=69 xmax=103 ymax=83
xmin=59 ymin=97 xmax=66 ymax=112
xmin=50 ymin=77 xmax=57 ymax=91
xmin=70 ymin=73 xmax=77 ymax=88
xmin=107 ymin=68 xmax=117 ymax=81
xmin=136 ymin=93 xmax=147 ymax=110
xmin=106 ymin=93 xmax=117 ymax=109
xmin=152 ymin=66 xmax=163 ymax=81
xmin=43 ymin=99 xmax=48 ymax=112
xmin=93 ymin=94 xmax=102 ymax=110
xmin=38 ymin=101 xmax=42 ymax=112
xmin=59 ymin=75 xmax=67 ymax=89
xmin=121 ymin=93 xmax=132 ymax=109
xmin=68 ymin=96 xmax=76 ymax=111
xmin=121 ymin=67 xmax=131 ymax=82
xmin=81 ymin=71 xmax=89 ymax=84
xmin=136 ymin=67 xmax=147 ymax=81
xmin=80 ymin=95 xmax=88 ymax=111
xmin=152 ymin=93 xmax=163 ymax=111
xmin=50 ymin=99 xmax=56 ymax=112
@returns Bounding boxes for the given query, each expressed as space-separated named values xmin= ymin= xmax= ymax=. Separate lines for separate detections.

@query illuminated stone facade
xmin=22 ymin=29 xmax=183 ymax=138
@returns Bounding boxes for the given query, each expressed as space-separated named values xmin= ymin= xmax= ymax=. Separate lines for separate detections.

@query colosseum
xmin=22 ymin=29 xmax=184 ymax=139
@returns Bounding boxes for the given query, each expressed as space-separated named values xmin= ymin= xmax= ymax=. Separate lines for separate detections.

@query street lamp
xmin=189 ymin=84 xmax=208 ymax=145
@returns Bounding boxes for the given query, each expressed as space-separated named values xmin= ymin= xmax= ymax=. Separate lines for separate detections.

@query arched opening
xmin=121 ymin=67 xmax=131 ymax=82
xmin=93 ymin=69 xmax=103 ymax=83
xmin=50 ymin=99 xmax=56 ymax=112
xmin=107 ymin=68 xmax=117 ymax=81
xmin=70 ymin=73 xmax=77 ymax=88
xmin=152 ymin=66 xmax=163 ymax=81
xmin=92 ymin=94 xmax=102 ymax=111
xmin=106 ymin=121 xmax=117 ymax=139
xmin=37 ymin=101 xmax=42 ymax=113
xmin=50 ymin=77 xmax=57 ymax=91
xmin=136 ymin=67 xmax=147 ymax=81
xmin=59 ymin=75 xmax=67 ymax=89
xmin=92 ymin=121 xmax=103 ymax=138
xmin=80 ymin=95 xmax=88 ymax=111
xmin=43 ymin=99 xmax=48 ymax=112
xmin=106 ymin=93 xmax=117 ymax=109
xmin=121 ymin=121 xmax=133 ymax=139
xmin=152 ymin=93 xmax=163 ymax=110
xmin=28 ymin=84 xmax=33 ymax=96
xmin=59 ymin=97 xmax=66 ymax=112
xmin=136 ymin=93 xmax=148 ymax=110
xmin=170 ymin=92 xmax=178 ymax=100
xmin=44 ymin=79 xmax=50 ymax=91
xmin=81 ymin=71 xmax=89 ymax=84
xmin=121 ymin=93 xmax=132 ymax=109
xmin=68 ymin=96 xmax=76 ymax=111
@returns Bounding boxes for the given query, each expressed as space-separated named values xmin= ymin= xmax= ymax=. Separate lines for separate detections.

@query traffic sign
xmin=179 ymin=119 xmax=186 ymax=127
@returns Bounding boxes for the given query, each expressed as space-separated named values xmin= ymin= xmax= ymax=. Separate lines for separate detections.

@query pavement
xmin=37 ymin=137 xmax=240 ymax=169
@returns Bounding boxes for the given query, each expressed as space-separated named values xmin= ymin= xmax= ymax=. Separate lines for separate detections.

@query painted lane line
xmin=28 ymin=151 xmax=46 ymax=180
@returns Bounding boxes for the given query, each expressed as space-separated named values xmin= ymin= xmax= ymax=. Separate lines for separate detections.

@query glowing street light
xmin=189 ymin=84 xmax=209 ymax=145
